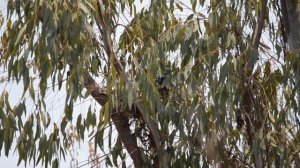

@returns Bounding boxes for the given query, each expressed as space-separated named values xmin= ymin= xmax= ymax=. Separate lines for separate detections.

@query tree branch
xmin=246 ymin=0 xmax=268 ymax=73
xmin=252 ymin=0 xmax=268 ymax=49
xmin=96 ymin=0 xmax=161 ymax=150
xmin=242 ymin=0 xmax=268 ymax=167
xmin=279 ymin=0 xmax=289 ymax=41
xmin=84 ymin=71 xmax=107 ymax=106
xmin=111 ymin=110 xmax=143 ymax=167
xmin=83 ymin=71 xmax=143 ymax=167
xmin=280 ymin=0 xmax=300 ymax=50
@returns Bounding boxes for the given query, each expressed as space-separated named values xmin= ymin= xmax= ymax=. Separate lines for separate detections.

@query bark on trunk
xmin=281 ymin=0 xmax=300 ymax=119
xmin=281 ymin=1 xmax=300 ymax=50
xmin=111 ymin=110 xmax=143 ymax=167
xmin=84 ymin=72 xmax=144 ymax=167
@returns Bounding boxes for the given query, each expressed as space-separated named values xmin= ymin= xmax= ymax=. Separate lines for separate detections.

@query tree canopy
xmin=0 ymin=0 xmax=300 ymax=167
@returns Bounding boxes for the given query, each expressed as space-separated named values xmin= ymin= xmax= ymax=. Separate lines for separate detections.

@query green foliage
xmin=0 ymin=0 xmax=300 ymax=167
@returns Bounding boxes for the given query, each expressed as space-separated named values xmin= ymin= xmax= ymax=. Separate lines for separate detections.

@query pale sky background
xmin=0 ymin=0 xmax=200 ymax=167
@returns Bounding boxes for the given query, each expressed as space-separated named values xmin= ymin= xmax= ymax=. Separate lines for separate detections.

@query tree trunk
xmin=281 ymin=0 xmax=300 ymax=116
xmin=281 ymin=1 xmax=300 ymax=50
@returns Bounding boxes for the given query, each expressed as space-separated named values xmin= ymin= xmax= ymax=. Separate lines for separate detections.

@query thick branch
xmin=96 ymin=0 xmax=161 ymax=150
xmin=280 ymin=0 xmax=289 ymax=42
xmin=84 ymin=71 xmax=107 ymax=106
xmin=246 ymin=0 xmax=268 ymax=73
xmin=83 ymin=71 xmax=143 ymax=167
xmin=111 ymin=110 xmax=143 ymax=167
xmin=281 ymin=1 xmax=300 ymax=50
xmin=242 ymin=1 xmax=268 ymax=168
xmin=243 ymin=0 xmax=268 ymax=129
xmin=252 ymin=0 xmax=268 ymax=49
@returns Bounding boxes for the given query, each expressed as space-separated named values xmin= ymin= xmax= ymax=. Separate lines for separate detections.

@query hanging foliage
xmin=0 ymin=0 xmax=300 ymax=167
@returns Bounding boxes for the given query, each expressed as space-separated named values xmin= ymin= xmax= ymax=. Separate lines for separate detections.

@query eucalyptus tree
xmin=0 ymin=0 xmax=300 ymax=167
